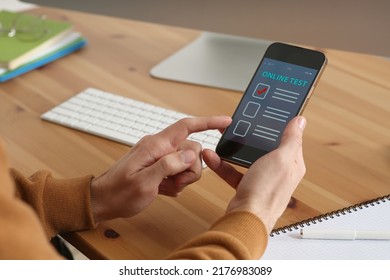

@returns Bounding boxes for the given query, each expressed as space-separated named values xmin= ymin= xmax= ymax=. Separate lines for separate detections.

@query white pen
xmin=300 ymin=229 xmax=390 ymax=240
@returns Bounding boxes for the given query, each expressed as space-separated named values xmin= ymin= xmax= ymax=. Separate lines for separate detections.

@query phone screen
xmin=216 ymin=43 xmax=326 ymax=167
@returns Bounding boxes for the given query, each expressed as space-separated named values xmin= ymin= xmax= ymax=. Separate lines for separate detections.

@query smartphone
xmin=216 ymin=42 xmax=327 ymax=167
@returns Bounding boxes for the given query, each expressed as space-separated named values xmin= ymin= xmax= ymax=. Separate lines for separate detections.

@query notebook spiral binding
xmin=270 ymin=194 xmax=390 ymax=237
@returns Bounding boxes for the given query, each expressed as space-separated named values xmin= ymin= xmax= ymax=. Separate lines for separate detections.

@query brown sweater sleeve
xmin=167 ymin=211 xmax=269 ymax=260
xmin=10 ymin=169 xmax=97 ymax=239
xmin=0 ymin=167 xmax=97 ymax=259
xmin=0 ymin=191 xmax=62 ymax=259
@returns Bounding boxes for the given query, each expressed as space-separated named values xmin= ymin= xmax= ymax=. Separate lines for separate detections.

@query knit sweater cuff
xmin=210 ymin=211 xmax=269 ymax=259
xmin=42 ymin=174 xmax=97 ymax=237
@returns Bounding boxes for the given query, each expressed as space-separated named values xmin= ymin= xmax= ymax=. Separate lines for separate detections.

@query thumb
xmin=278 ymin=116 xmax=306 ymax=156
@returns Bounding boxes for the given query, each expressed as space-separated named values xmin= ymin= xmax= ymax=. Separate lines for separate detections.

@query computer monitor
xmin=24 ymin=0 xmax=390 ymax=91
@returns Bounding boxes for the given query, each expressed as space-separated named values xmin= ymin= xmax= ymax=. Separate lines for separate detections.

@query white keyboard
xmin=41 ymin=87 xmax=221 ymax=154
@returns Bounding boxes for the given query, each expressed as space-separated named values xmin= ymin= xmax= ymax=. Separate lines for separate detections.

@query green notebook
xmin=0 ymin=11 xmax=73 ymax=70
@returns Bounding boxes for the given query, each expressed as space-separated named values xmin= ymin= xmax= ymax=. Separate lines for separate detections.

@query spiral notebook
xmin=262 ymin=194 xmax=390 ymax=260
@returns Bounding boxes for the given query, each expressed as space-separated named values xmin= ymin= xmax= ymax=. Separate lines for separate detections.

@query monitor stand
xmin=150 ymin=32 xmax=272 ymax=92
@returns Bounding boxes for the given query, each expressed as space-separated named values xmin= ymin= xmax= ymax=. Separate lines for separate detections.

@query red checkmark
xmin=257 ymin=87 xmax=268 ymax=95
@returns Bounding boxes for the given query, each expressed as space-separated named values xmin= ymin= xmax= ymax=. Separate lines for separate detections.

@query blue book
xmin=0 ymin=32 xmax=87 ymax=83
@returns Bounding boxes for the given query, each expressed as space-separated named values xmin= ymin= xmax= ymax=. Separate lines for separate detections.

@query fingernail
xmin=180 ymin=150 xmax=195 ymax=164
xmin=297 ymin=116 xmax=306 ymax=130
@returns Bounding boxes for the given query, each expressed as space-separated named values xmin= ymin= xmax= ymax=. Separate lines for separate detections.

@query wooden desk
xmin=1 ymin=7 xmax=389 ymax=259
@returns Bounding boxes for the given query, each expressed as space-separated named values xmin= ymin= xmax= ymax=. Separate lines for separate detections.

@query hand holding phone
xmin=216 ymin=42 xmax=327 ymax=167
xmin=204 ymin=116 xmax=306 ymax=232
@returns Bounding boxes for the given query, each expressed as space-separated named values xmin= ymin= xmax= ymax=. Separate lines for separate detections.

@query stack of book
xmin=0 ymin=10 xmax=87 ymax=82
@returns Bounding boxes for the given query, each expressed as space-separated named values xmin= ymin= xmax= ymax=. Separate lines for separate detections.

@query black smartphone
xmin=216 ymin=42 xmax=327 ymax=167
